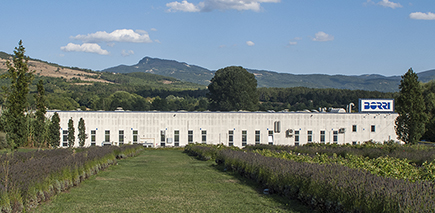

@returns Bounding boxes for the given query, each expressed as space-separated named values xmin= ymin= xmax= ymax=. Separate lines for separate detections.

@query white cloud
xmin=60 ymin=43 xmax=109 ymax=55
xmin=71 ymin=29 xmax=152 ymax=43
xmin=377 ymin=0 xmax=402 ymax=9
xmin=246 ymin=41 xmax=255 ymax=46
xmin=166 ymin=0 xmax=201 ymax=12
xmin=154 ymin=39 xmax=161 ymax=43
xmin=150 ymin=28 xmax=158 ymax=31
xmin=312 ymin=31 xmax=334 ymax=42
xmin=288 ymin=41 xmax=297 ymax=45
xmin=410 ymin=12 xmax=435 ymax=20
xmin=166 ymin=0 xmax=280 ymax=12
xmin=121 ymin=50 xmax=134 ymax=57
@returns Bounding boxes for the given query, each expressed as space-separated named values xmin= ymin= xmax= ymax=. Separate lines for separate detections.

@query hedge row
xmin=0 ymin=145 xmax=143 ymax=213
xmin=251 ymin=149 xmax=435 ymax=182
xmin=215 ymin=149 xmax=435 ymax=213
xmin=245 ymin=143 xmax=435 ymax=166
xmin=184 ymin=144 xmax=435 ymax=212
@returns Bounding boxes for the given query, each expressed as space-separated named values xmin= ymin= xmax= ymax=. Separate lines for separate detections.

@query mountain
xmin=103 ymin=57 xmax=214 ymax=86
xmin=103 ymin=56 xmax=435 ymax=92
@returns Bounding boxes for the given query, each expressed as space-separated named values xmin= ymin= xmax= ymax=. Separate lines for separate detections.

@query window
xmin=320 ymin=131 xmax=325 ymax=143
xmin=268 ymin=130 xmax=273 ymax=145
xmin=160 ymin=130 xmax=165 ymax=147
xmin=333 ymin=131 xmax=338 ymax=143
xmin=174 ymin=130 xmax=179 ymax=147
xmin=255 ymin=130 xmax=260 ymax=145
xmin=228 ymin=130 xmax=234 ymax=146
xmin=62 ymin=130 xmax=68 ymax=147
xmin=105 ymin=130 xmax=110 ymax=142
xmin=119 ymin=130 xmax=124 ymax=145
xmin=242 ymin=130 xmax=247 ymax=146
xmin=294 ymin=130 xmax=300 ymax=146
xmin=91 ymin=130 xmax=96 ymax=146
xmin=188 ymin=130 xmax=193 ymax=143
xmin=274 ymin=121 xmax=280 ymax=133
xmin=307 ymin=131 xmax=312 ymax=142
xmin=202 ymin=130 xmax=207 ymax=144
xmin=371 ymin=125 xmax=376 ymax=132
xmin=352 ymin=125 xmax=357 ymax=132
xmin=133 ymin=130 xmax=138 ymax=144
xmin=352 ymin=141 xmax=357 ymax=145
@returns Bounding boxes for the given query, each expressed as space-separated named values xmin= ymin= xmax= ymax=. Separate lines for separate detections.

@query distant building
xmin=47 ymin=110 xmax=399 ymax=148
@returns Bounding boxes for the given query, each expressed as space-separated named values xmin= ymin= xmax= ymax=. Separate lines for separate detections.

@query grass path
xmin=35 ymin=149 xmax=311 ymax=213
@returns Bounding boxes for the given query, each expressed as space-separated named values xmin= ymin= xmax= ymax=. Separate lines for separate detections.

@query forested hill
xmin=102 ymin=56 xmax=435 ymax=92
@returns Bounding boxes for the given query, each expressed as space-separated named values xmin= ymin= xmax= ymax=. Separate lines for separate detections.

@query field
xmin=34 ymin=149 xmax=311 ymax=213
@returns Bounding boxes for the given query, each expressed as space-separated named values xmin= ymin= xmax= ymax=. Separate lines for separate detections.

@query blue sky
xmin=1 ymin=0 xmax=434 ymax=76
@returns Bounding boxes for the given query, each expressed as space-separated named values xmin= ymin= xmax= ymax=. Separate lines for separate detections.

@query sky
xmin=1 ymin=0 xmax=434 ymax=76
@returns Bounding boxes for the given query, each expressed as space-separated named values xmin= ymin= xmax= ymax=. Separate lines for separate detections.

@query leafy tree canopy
xmin=208 ymin=66 xmax=259 ymax=111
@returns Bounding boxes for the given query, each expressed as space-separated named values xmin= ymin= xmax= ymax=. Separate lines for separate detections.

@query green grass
xmin=34 ymin=149 xmax=311 ymax=213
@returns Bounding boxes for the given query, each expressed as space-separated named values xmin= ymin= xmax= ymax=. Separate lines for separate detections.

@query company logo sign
xmin=359 ymin=99 xmax=394 ymax=112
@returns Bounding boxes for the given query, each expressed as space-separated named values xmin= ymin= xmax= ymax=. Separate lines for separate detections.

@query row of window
xmin=62 ymin=129 xmax=139 ymax=146
xmin=61 ymin=124 xmax=376 ymax=147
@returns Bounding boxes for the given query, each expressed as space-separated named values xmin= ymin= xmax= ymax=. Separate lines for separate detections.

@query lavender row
xmin=0 ymin=145 xmax=143 ymax=212
xmin=216 ymin=149 xmax=435 ymax=212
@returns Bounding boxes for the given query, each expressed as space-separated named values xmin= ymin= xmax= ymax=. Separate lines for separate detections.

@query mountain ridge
xmin=103 ymin=56 xmax=435 ymax=92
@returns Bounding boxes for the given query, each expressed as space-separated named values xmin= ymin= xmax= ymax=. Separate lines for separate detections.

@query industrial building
xmin=47 ymin=109 xmax=399 ymax=148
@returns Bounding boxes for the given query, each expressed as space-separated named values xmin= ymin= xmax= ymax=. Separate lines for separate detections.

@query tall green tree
xmin=395 ymin=68 xmax=428 ymax=144
xmin=78 ymin=118 xmax=86 ymax=147
xmin=48 ymin=112 xmax=60 ymax=148
xmin=67 ymin=117 xmax=75 ymax=147
xmin=33 ymin=80 xmax=46 ymax=147
xmin=207 ymin=66 xmax=259 ymax=111
xmin=2 ymin=40 xmax=34 ymax=148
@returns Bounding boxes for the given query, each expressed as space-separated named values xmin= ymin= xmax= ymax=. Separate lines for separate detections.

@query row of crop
xmin=0 ymin=145 xmax=143 ymax=213
xmin=251 ymin=149 xmax=435 ymax=182
xmin=215 ymin=149 xmax=435 ymax=213
xmin=183 ymin=143 xmax=240 ymax=160
xmin=245 ymin=143 xmax=435 ymax=166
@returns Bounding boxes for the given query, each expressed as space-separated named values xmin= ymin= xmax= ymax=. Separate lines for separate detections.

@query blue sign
xmin=359 ymin=99 xmax=394 ymax=112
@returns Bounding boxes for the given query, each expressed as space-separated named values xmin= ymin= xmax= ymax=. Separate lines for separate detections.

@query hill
xmin=0 ymin=51 xmax=204 ymax=90
xmin=103 ymin=56 xmax=435 ymax=92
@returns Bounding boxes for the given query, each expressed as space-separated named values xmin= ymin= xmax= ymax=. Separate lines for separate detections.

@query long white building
xmin=47 ymin=110 xmax=399 ymax=148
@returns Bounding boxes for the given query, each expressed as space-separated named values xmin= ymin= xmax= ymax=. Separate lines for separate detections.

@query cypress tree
xmin=33 ymin=80 xmax=46 ymax=147
xmin=48 ymin=112 xmax=60 ymax=148
xmin=395 ymin=68 xmax=428 ymax=144
xmin=2 ymin=40 xmax=34 ymax=148
xmin=78 ymin=118 xmax=86 ymax=147
xmin=67 ymin=117 xmax=75 ymax=147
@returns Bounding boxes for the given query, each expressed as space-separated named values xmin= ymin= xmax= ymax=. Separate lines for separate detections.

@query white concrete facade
xmin=47 ymin=111 xmax=399 ymax=148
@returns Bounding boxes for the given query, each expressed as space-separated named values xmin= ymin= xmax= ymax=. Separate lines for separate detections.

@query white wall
xmin=47 ymin=111 xmax=399 ymax=148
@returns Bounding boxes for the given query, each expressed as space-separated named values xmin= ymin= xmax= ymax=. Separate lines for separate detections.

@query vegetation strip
xmin=35 ymin=149 xmax=310 ymax=213
xmin=0 ymin=145 xmax=143 ymax=212
xmin=185 ymin=144 xmax=435 ymax=212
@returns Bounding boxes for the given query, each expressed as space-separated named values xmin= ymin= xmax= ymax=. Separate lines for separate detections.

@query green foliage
xmin=67 ymin=118 xmax=75 ymax=147
xmin=395 ymin=68 xmax=428 ymax=144
xmin=78 ymin=118 xmax=86 ymax=147
xmin=2 ymin=41 xmax=34 ymax=148
xmin=208 ymin=66 xmax=259 ymax=111
xmin=48 ymin=112 xmax=60 ymax=148
xmin=33 ymin=80 xmax=47 ymax=147
xmin=258 ymin=86 xmax=396 ymax=111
